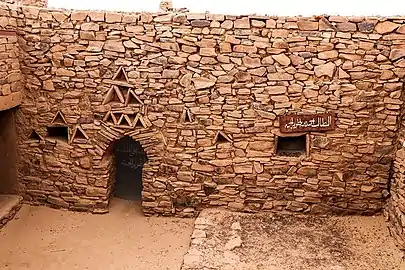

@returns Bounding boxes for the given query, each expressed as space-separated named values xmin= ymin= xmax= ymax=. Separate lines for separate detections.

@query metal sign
xmin=280 ymin=112 xmax=335 ymax=133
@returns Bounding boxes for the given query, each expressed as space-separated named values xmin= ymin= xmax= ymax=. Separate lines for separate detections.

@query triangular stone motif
xmin=133 ymin=114 xmax=148 ymax=128
xmin=102 ymin=85 xmax=125 ymax=105
xmin=51 ymin=111 xmax=67 ymax=125
xmin=182 ymin=108 xmax=193 ymax=123
xmin=71 ymin=126 xmax=89 ymax=143
xmin=28 ymin=130 xmax=43 ymax=141
xmin=117 ymin=114 xmax=133 ymax=127
xmin=112 ymin=67 xmax=129 ymax=83
xmin=118 ymin=85 xmax=130 ymax=99
xmin=215 ymin=131 xmax=232 ymax=144
xmin=125 ymin=89 xmax=143 ymax=106
xmin=103 ymin=111 xmax=117 ymax=125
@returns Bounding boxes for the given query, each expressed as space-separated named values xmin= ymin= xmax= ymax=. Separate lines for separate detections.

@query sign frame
xmin=279 ymin=112 xmax=335 ymax=133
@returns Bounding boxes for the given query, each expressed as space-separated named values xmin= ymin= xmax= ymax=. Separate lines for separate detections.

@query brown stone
xmin=104 ymin=41 xmax=125 ymax=53
xmin=43 ymin=80 xmax=55 ymax=91
xmin=375 ymin=21 xmax=400 ymax=34
xmin=234 ymin=17 xmax=250 ymax=29
xmin=192 ymin=77 xmax=216 ymax=89
xmin=297 ymin=21 xmax=318 ymax=31
xmin=314 ymin=62 xmax=336 ymax=78
xmin=272 ymin=54 xmax=291 ymax=66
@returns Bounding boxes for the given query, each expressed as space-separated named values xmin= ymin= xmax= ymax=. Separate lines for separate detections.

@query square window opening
xmin=276 ymin=135 xmax=307 ymax=157
xmin=46 ymin=126 xmax=69 ymax=142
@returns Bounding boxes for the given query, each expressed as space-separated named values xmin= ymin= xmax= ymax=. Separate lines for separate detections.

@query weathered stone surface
xmin=192 ymin=77 xmax=216 ymax=89
xmin=297 ymin=21 xmax=318 ymax=30
xmin=272 ymin=54 xmax=291 ymax=66
xmin=389 ymin=49 xmax=405 ymax=61
xmin=375 ymin=21 xmax=399 ymax=34
xmin=0 ymin=6 xmax=401 ymax=236
xmin=234 ymin=17 xmax=250 ymax=29
xmin=104 ymin=41 xmax=125 ymax=53
xmin=43 ymin=80 xmax=54 ymax=91
xmin=56 ymin=68 xmax=75 ymax=77
xmin=314 ymin=62 xmax=336 ymax=78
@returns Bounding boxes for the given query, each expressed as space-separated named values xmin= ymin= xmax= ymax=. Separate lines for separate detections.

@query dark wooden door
xmin=114 ymin=136 xmax=147 ymax=201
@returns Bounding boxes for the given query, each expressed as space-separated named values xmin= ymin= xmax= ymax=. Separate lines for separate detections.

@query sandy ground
xmin=183 ymin=209 xmax=404 ymax=270
xmin=0 ymin=198 xmax=194 ymax=270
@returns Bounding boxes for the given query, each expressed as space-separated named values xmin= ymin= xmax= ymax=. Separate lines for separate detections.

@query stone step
xmin=0 ymin=194 xmax=23 ymax=229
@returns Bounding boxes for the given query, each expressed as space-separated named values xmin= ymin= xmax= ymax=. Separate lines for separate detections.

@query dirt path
xmin=183 ymin=209 xmax=403 ymax=270
xmin=0 ymin=198 xmax=194 ymax=270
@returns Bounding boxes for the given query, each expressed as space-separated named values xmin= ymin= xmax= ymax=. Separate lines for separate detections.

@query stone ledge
xmin=0 ymin=91 xmax=22 ymax=111
xmin=0 ymin=194 xmax=23 ymax=229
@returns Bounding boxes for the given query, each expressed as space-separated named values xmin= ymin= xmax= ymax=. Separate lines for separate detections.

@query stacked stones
xmin=0 ymin=4 xmax=402 ymax=223
xmin=0 ymin=29 xmax=22 ymax=111
xmin=0 ymin=195 xmax=22 ymax=229
xmin=386 ymin=108 xmax=405 ymax=251
xmin=0 ymin=0 xmax=46 ymax=7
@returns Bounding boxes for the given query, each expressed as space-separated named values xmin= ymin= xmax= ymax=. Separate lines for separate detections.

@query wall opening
xmin=46 ymin=126 xmax=69 ymax=142
xmin=276 ymin=135 xmax=307 ymax=157
xmin=114 ymin=136 xmax=148 ymax=201
xmin=0 ymin=108 xmax=17 ymax=194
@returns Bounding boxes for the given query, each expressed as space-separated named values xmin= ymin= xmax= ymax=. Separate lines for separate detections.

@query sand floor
xmin=0 ymin=198 xmax=194 ymax=270
xmin=1 ymin=202 xmax=404 ymax=270
xmin=183 ymin=209 xmax=404 ymax=270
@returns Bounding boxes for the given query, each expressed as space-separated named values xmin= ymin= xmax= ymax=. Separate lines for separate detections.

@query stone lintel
xmin=0 ymin=92 xmax=22 ymax=111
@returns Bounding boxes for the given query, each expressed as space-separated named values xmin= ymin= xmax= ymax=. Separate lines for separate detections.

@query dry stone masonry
xmin=0 ymin=0 xmax=404 ymax=248
xmin=0 ymin=30 xmax=22 ymax=111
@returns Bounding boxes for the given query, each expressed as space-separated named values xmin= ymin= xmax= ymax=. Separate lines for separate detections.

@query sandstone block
xmin=297 ymin=21 xmax=318 ymax=30
xmin=358 ymin=22 xmax=375 ymax=33
xmin=318 ymin=50 xmax=338 ymax=60
xmin=375 ymin=21 xmax=400 ymax=34
xmin=56 ymin=68 xmax=75 ymax=77
xmin=192 ymin=77 xmax=216 ymax=89
xmin=86 ymin=41 xmax=104 ymax=52
xmin=105 ymin=12 xmax=122 ymax=23
xmin=81 ymin=22 xmax=99 ymax=31
xmin=314 ymin=62 xmax=336 ymax=78
xmin=389 ymin=49 xmax=405 ymax=61
xmin=154 ymin=14 xmax=173 ymax=23
xmin=191 ymin=163 xmax=214 ymax=172
xmin=200 ymin=48 xmax=217 ymax=57
xmin=234 ymin=17 xmax=250 ymax=29
xmin=242 ymin=56 xmax=261 ymax=68
xmin=104 ymin=41 xmax=125 ymax=53
xmin=43 ymin=80 xmax=54 ymax=91
xmin=272 ymin=54 xmax=291 ymax=66
xmin=191 ymin=20 xmax=210 ymax=27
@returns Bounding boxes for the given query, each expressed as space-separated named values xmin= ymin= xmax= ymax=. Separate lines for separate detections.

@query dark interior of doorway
xmin=114 ymin=136 xmax=147 ymax=201
xmin=0 ymin=108 xmax=17 ymax=194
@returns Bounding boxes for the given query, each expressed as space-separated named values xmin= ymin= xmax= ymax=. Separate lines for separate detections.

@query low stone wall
xmin=0 ymin=195 xmax=22 ymax=229
xmin=0 ymin=4 xmax=403 ymax=217
xmin=0 ymin=0 xmax=46 ymax=7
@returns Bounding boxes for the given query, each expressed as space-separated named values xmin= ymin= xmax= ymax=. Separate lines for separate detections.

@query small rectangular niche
xmin=276 ymin=135 xmax=307 ymax=157
xmin=46 ymin=126 xmax=69 ymax=142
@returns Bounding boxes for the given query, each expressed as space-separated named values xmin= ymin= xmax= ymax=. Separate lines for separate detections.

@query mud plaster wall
xmin=0 ymin=4 xmax=404 ymax=217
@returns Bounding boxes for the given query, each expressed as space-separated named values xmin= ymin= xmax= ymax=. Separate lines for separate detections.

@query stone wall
xmin=0 ymin=0 xmax=46 ymax=7
xmin=0 ymin=4 xmax=403 ymax=217
xmin=386 ymin=97 xmax=405 ymax=251
xmin=0 ymin=31 xmax=23 ymax=111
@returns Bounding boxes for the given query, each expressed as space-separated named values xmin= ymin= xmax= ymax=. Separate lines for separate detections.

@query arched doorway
xmin=114 ymin=136 xmax=148 ymax=201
